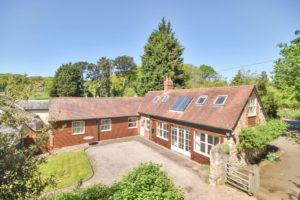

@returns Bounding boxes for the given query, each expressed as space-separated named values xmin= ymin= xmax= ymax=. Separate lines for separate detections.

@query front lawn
xmin=278 ymin=108 xmax=300 ymax=120
xmin=40 ymin=149 xmax=93 ymax=190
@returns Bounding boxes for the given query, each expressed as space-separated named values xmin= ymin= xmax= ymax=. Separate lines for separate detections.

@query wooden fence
xmin=225 ymin=162 xmax=260 ymax=195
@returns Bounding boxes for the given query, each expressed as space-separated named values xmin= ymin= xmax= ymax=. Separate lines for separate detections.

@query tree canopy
xmin=138 ymin=18 xmax=185 ymax=95
xmin=50 ymin=63 xmax=84 ymax=97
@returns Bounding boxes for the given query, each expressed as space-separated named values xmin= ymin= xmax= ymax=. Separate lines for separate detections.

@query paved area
xmin=284 ymin=119 xmax=300 ymax=135
xmin=259 ymin=136 xmax=300 ymax=200
xmin=84 ymin=136 xmax=253 ymax=200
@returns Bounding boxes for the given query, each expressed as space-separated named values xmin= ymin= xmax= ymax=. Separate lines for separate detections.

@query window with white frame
xmin=156 ymin=122 xmax=169 ymax=140
xmin=248 ymin=98 xmax=257 ymax=117
xmin=128 ymin=117 xmax=138 ymax=128
xmin=194 ymin=132 xmax=219 ymax=157
xmin=145 ymin=118 xmax=151 ymax=131
xmin=196 ymin=95 xmax=208 ymax=105
xmin=72 ymin=121 xmax=85 ymax=135
xmin=214 ymin=95 xmax=228 ymax=106
xmin=101 ymin=119 xmax=111 ymax=131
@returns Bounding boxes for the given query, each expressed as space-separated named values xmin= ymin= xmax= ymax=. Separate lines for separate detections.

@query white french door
xmin=171 ymin=126 xmax=191 ymax=157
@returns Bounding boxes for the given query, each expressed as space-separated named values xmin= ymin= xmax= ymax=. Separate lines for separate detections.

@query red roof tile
xmin=49 ymin=97 xmax=143 ymax=122
xmin=138 ymin=85 xmax=256 ymax=131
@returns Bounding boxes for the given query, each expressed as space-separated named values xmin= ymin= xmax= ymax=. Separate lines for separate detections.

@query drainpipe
xmin=97 ymin=119 xmax=100 ymax=141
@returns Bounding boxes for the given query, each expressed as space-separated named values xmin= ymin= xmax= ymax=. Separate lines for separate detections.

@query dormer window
xmin=248 ymin=98 xmax=257 ymax=117
xmin=196 ymin=95 xmax=208 ymax=105
xmin=152 ymin=96 xmax=160 ymax=103
xmin=214 ymin=95 xmax=228 ymax=106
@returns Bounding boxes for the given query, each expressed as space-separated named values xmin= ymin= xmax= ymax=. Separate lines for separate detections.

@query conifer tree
xmin=138 ymin=18 xmax=185 ymax=95
xmin=98 ymin=57 xmax=112 ymax=97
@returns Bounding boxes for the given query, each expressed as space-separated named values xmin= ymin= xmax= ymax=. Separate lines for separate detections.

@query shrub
xmin=238 ymin=119 xmax=288 ymax=150
xmin=110 ymin=162 xmax=184 ymax=200
xmin=46 ymin=184 xmax=110 ymax=200
xmin=266 ymin=152 xmax=279 ymax=161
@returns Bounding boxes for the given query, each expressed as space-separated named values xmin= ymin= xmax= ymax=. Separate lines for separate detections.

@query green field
xmin=39 ymin=149 xmax=93 ymax=190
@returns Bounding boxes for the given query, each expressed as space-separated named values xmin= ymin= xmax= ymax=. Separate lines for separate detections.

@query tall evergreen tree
xmin=138 ymin=18 xmax=185 ymax=95
xmin=98 ymin=57 xmax=112 ymax=97
xmin=50 ymin=63 xmax=84 ymax=97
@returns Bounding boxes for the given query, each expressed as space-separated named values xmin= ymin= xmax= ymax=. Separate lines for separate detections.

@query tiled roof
xmin=138 ymin=85 xmax=256 ymax=131
xmin=48 ymin=97 xmax=143 ymax=122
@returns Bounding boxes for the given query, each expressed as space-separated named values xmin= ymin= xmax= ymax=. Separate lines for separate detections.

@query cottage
xmin=17 ymin=100 xmax=49 ymax=124
xmin=48 ymin=78 xmax=266 ymax=164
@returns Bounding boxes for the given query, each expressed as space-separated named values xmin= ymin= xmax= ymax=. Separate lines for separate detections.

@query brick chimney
xmin=164 ymin=76 xmax=173 ymax=92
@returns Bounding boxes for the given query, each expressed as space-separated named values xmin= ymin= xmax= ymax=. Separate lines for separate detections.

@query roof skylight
xmin=152 ymin=96 xmax=160 ymax=103
xmin=170 ymin=96 xmax=193 ymax=111
xmin=196 ymin=95 xmax=208 ymax=105
xmin=161 ymin=95 xmax=169 ymax=103
xmin=214 ymin=95 xmax=228 ymax=106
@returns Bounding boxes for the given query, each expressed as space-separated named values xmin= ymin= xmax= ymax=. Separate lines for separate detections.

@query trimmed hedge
xmin=238 ymin=119 xmax=288 ymax=150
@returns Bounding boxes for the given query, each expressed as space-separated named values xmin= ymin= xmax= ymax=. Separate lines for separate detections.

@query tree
xmin=138 ymin=18 xmax=185 ymax=95
xmin=97 ymin=57 xmax=112 ymax=97
xmin=257 ymin=71 xmax=268 ymax=96
xmin=198 ymin=65 xmax=218 ymax=83
xmin=0 ymin=92 xmax=54 ymax=199
xmin=273 ymin=31 xmax=300 ymax=103
xmin=50 ymin=63 xmax=84 ymax=97
xmin=113 ymin=56 xmax=137 ymax=94
xmin=230 ymin=69 xmax=257 ymax=86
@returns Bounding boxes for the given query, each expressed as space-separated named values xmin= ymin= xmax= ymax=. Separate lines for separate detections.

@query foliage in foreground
xmin=238 ymin=119 xmax=288 ymax=151
xmin=111 ymin=162 xmax=183 ymax=200
xmin=46 ymin=162 xmax=184 ymax=200
xmin=45 ymin=184 xmax=110 ymax=200
xmin=0 ymin=134 xmax=55 ymax=200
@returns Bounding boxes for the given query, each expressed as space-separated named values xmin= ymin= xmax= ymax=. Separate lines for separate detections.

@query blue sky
xmin=0 ymin=0 xmax=299 ymax=80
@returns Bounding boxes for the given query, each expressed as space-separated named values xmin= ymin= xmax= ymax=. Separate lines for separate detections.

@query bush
xmin=46 ymin=184 xmax=110 ymax=200
xmin=278 ymin=108 xmax=300 ymax=120
xmin=238 ymin=119 xmax=288 ymax=150
xmin=110 ymin=162 xmax=184 ymax=200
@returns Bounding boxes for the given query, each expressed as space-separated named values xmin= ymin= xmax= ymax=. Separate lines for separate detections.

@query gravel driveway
xmin=84 ymin=136 xmax=253 ymax=200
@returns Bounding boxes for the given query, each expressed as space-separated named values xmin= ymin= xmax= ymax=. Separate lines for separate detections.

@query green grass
xmin=29 ymin=91 xmax=50 ymax=100
xmin=278 ymin=108 xmax=300 ymax=120
xmin=39 ymin=149 xmax=93 ymax=190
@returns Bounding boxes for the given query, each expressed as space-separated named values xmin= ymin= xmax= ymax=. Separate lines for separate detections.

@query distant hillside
xmin=0 ymin=73 xmax=53 ymax=100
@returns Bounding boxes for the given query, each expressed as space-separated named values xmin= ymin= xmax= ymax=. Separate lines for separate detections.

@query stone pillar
xmin=209 ymin=144 xmax=228 ymax=185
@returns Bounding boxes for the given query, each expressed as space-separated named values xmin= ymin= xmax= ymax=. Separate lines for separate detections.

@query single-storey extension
xmin=48 ymin=78 xmax=266 ymax=164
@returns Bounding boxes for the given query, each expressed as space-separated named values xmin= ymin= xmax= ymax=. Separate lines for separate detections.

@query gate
xmin=225 ymin=162 xmax=260 ymax=195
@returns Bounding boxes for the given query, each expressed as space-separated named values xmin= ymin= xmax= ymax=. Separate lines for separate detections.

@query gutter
xmin=138 ymin=112 xmax=232 ymax=134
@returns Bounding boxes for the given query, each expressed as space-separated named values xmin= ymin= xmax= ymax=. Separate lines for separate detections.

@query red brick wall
xmin=148 ymin=116 xmax=225 ymax=164
xmin=99 ymin=117 xmax=138 ymax=140
xmin=52 ymin=117 xmax=139 ymax=148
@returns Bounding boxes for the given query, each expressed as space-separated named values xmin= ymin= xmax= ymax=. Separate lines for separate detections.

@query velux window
xmin=248 ymin=98 xmax=257 ymax=117
xmin=128 ymin=117 xmax=138 ymax=128
xmin=194 ymin=132 xmax=220 ymax=157
xmin=101 ymin=119 xmax=111 ymax=132
xmin=156 ymin=122 xmax=169 ymax=140
xmin=170 ymin=96 xmax=193 ymax=111
xmin=196 ymin=95 xmax=208 ymax=105
xmin=72 ymin=121 xmax=85 ymax=135
xmin=214 ymin=95 xmax=228 ymax=106
xmin=152 ymin=96 xmax=160 ymax=103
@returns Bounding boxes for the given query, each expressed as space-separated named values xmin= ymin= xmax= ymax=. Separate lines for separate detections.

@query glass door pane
xmin=178 ymin=128 xmax=184 ymax=150
xmin=171 ymin=127 xmax=178 ymax=147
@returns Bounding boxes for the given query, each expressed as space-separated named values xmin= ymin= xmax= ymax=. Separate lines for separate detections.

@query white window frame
xmin=161 ymin=95 xmax=169 ymax=103
xmin=248 ymin=98 xmax=257 ymax=117
xmin=196 ymin=95 xmax=208 ymax=105
xmin=101 ymin=119 xmax=111 ymax=132
xmin=145 ymin=118 xmax=151 ymax=131
xmin=128 ymin=117 xmax=138 ymax=129
xmin=214 ymin=95 xmax=228 ymax=106
xmin=152 ymin=96 xmax=160 ymax=103
xmin=156 ymin=122 xmax=169 ymax=141
xmin=72 ymin=121 xmax=85 ymax=135
xmin=194 ymin=132 xmax=220 ymax=157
